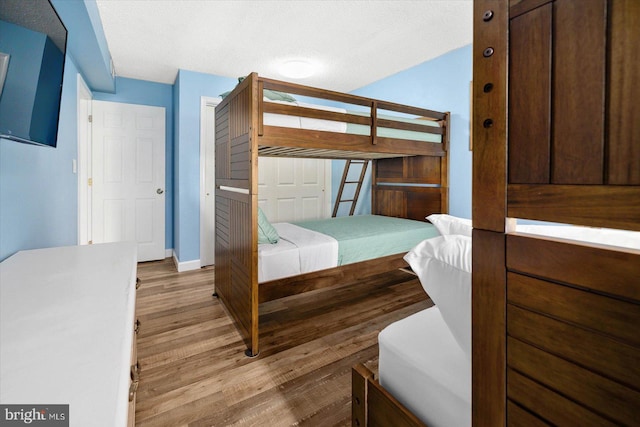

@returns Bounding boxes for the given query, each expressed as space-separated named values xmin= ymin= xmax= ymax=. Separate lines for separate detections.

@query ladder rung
xmin=339 ymin=199 xmax=355 ymax=203
xmin=345 ymin=181 xmax=359 ymax=184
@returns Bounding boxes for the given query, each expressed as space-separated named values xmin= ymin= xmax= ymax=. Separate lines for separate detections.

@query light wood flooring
xmin=134 ymin=258 xmax=432 ymax=427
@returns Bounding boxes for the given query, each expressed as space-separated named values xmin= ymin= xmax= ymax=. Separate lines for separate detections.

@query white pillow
xmin=404 ymin=235 xmax=472 ymax=359
xmin=427 ymin=214 xmax=472 ymax=237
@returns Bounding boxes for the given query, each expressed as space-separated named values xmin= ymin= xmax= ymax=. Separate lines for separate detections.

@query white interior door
xmin=77 ymin=75 xmax=92 ymax=245
xmin=200 ymin=97 xmax=219 ymax=267
xmin=91 ymin=100 xmax=166 ymax=262
xmin=258 ymin=157 xmax=331 ymax=223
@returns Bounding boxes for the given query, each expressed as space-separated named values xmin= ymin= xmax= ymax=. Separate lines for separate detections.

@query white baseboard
xmin=172 ymin=250 xmax=201 ymax=272
xmin=165 ymin=249 xmax=173 ymax=258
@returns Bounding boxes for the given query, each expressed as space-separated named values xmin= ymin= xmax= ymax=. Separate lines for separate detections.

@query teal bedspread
xmin=293 ymin=215 xmax=439 ymax=265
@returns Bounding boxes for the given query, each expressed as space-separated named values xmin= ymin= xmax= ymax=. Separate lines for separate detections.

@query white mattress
xmin=379 ymin=306 xmax=471 ymax=427
xmin=258 ymin=222 xmax=338 ymax=282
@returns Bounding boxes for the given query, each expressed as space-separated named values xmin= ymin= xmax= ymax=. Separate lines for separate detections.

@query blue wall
xmin=93 ymin=77 xmax=174 ymax=250
xmin=173 ymin=69 xmax=235 ymax=263
xmin=337 ymin=45 xmax=473 ymax=219
xmin=0 ymin=56 xmax=80 ymax=261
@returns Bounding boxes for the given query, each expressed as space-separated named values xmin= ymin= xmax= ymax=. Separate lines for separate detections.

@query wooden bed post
xmin=472 ymin=1 xmax=509 ymax=426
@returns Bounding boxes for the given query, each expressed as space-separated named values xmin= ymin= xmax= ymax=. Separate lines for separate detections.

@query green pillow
xmin=257 ymin=207 xmax=279 ymax=244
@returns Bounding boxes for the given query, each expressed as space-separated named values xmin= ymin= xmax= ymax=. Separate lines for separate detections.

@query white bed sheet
xmin=258 ymin=222 xmax=338 ymax=283
xmin=379 ymin=306 xmax=471 ymax=427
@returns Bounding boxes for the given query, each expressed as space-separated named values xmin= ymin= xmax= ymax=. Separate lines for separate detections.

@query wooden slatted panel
xmin=508 ymin=272 xmax=640 ymax=347
xmin=506 ymin=401 xmax=549 ymax=427
xmin=508 ymin=3 xmax=551 ymax=183
xmin=552 ymin=0 xmax=606 ymax=184
xmin=376 ymin=156 xmax=442 ymax=185
xmin=507 ymin=368 xmax=619 ymax=427
xmin=512 ymin=310 xmax=637 ymax=388
xmin=230 ymin=83 xmax=251 ymax=139
xmin=230 ymin=134 xmax=250 ymax=182
xmin=214 ymin=195 xmax=230 ymax=299
xmin=215 ymin=104 xmax=230 ymax=181
xmin=508 ymin=337 xmax=640 ymax=426
xmin=507 ymin=233 xmax=640 ymax=301
xmin=607 ymin=0 xmax=640 ymax=185
xmin=373 ymin=188 xmax=405 ymax=218
xmin=220 ymin=196 xmax=252 ymax=349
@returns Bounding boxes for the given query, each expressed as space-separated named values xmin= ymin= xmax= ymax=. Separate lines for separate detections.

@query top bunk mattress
xmin=293 ymin=214 xmax=439 ymax=265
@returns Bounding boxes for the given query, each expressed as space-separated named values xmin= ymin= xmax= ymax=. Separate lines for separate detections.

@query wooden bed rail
xmin=261 ymin=76 xmax=447 ymax=121
xmin=352 ymin=363 xmax=428 ymax=427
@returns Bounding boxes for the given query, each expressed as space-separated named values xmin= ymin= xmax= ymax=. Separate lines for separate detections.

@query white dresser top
xmin=0 ymin=242 xmax=137 ymax=427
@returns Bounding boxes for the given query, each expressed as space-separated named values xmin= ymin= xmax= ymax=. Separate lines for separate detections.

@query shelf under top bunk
xmin=217 ymin=73 xmax=450 ymax=160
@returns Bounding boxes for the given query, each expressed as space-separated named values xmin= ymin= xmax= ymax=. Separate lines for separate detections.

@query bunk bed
xmin=215 ymin=73 xmax=451 ymax=356
xmin=351 ymin=0 xmax=640 ymax=426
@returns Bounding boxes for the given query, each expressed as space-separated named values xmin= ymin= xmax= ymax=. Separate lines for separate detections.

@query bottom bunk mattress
xmin=379 ymin=306 xmax=471 ymax=427
xmin=258 ymin=215 xmax=439 ymax=282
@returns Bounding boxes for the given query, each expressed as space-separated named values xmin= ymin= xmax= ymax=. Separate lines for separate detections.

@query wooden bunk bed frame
xmin=352 ymin=0 xmax=640 ymax=425
xmin=215 ymin=72 xmax=450 ymax=356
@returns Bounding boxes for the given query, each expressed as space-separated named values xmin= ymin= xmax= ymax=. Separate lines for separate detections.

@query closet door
xmin=257 ymin=157 xmax=331 ymax=222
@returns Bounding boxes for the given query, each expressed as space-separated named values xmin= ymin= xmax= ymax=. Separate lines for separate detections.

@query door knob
xmin=157 ymin=188 xmax=164 ymax=194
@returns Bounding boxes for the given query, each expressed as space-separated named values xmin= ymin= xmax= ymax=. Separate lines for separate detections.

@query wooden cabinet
xmin=0 ymin=243 xmax=138 ymax=427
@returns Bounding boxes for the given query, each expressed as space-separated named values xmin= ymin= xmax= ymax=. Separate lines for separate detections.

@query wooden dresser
xmin=0 ymin=242 xmax=139 ymax=426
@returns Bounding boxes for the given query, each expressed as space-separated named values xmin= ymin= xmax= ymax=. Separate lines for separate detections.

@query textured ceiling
xmin=95 ymin=0 xmax=473 ymax=92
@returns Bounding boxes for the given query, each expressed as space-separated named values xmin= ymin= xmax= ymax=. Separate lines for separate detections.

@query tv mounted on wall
xmin=0 ymin=0 xmax=67 ymax=148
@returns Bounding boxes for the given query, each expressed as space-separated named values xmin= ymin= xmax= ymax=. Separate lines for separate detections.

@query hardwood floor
xmin=134 ymin=258 xmax=432 ymax=426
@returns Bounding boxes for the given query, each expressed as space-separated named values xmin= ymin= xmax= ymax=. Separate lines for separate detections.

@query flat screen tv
xmin=0 ymin=0 xmax=67 ymax=148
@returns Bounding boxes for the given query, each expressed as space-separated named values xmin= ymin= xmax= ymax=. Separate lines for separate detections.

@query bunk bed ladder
xmin=332 ymin=160 xmax=369 ymax=217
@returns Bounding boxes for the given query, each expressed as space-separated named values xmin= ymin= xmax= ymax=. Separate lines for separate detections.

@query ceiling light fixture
xmin=279 ymin=59 xmax=316 ymax=79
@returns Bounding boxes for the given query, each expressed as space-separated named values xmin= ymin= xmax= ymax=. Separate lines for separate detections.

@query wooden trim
xmin=351 ymin=364 xmax=372 ymax=427
xmin=509 ymin=0 xmax=553 ymax=18
xmin=607 ymin=0 xmax=640 ymax=185
xmin=472 ymin=0 xmax=509 ymax=232
xmin=440 ymin=112 xmax=450 ymax=213
xmin=507 ymin=184 xmax=640 ymax=231
xmin=249 ymin=73 xmax=260 ymax=356
xmin=472 ymin=229 xmax=507 ymax=427
xmin=507 ymin=233 xmax=640 ymax=301
xmin=351 ymin=363 xmax=428 ymax=427
xmin=259 ymin=126 xmax=445 ymax=158
xmin=259 ymin=253 xmax=409 ymax=304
